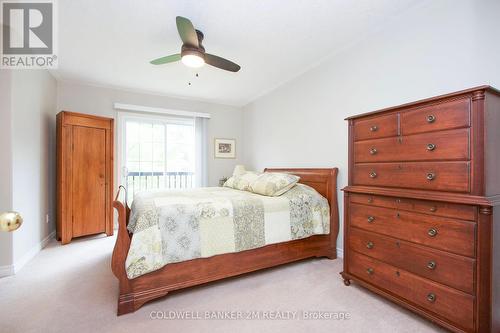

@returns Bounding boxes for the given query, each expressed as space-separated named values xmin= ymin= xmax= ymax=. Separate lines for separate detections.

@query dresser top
xmin=345 ymin=85 xmax=500 ymax=120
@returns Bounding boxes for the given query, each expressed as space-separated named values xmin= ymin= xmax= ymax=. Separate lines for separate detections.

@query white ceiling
xmin=53 ymin=0 xmax=420 ymax=106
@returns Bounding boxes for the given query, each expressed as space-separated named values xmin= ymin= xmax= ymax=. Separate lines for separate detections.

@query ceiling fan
xmin=150 ymin=16 xmax=241 ymax=72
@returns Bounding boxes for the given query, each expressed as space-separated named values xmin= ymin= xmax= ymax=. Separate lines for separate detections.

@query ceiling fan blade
xmin=205 ymin=54 xmax=241 ymax=72
xmin=176 ymin=16 xmax=199 ymax=47
xmin=150 ymin=54 xmax=181 ymax=65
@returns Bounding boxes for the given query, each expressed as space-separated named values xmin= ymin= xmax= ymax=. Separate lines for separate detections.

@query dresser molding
xmin=343 ymin=186 xmax=500 ymax=207
xmin=342 ymin=86 xmax=500 ymax=333
xmin=345 ymin=85 xmax=500 ymax=120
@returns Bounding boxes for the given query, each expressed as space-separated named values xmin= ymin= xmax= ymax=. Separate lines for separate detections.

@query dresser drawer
xmin=401 ymin=98 xmax=470 ymax=135
xmin=349 ymin=193 xmax=476 ymax=221
xmin=353 ymin=161 xmax=470 ymax=193
xmin=348 ymin=251 xmax=474 ymax=332
xmin=349 ymin=227 xmax=475 ymax=294
xmin=353 ymin=113 xmax=398 ymax=141
xmin=354 ymin=128 xmax=470 ymax=163
xmin=349 ymin=203 xmax=476 ymax=257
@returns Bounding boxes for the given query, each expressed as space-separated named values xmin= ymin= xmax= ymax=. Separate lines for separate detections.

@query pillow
xmin=249 ymin=172 xmax=300 ymax=196
xmin=223 ymin=171 xmax=260 ymax=191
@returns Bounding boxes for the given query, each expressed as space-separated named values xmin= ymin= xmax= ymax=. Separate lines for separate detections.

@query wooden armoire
xmin=342 ymin=86 xmax=500 ymax=333
xmin=57 ymin=111 xmax=114 ymax=244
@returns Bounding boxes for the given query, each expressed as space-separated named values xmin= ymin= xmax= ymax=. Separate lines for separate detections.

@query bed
xmin=111 ymin=168 xmax=339 ymax=315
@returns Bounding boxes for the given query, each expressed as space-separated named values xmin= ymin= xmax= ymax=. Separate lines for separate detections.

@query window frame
xmin=116 ymin=111 xmax=195 ymax=198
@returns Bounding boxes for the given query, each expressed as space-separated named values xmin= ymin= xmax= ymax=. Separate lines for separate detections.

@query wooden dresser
xmin=57 ymin=111 xmax=114 ymax=244
xmin=341 ymin=86 xmax=500 ymax=333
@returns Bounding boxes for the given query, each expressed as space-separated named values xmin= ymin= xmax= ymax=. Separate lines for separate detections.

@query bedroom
xmin=1 ymin=1 xmax=500 ymax=332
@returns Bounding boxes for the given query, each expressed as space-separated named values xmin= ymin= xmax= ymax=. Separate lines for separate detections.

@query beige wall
xmin=0 ymin=70 xmax=13 ymax=271
xmin=243 ymin=0 xmax=500 ymax=252
xmin=11 ymin=70 xmax=58 ymax=265
xmin=56 ymin=81 xmax=244 ymax=187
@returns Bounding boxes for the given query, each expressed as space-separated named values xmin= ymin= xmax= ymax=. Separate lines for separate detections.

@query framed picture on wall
xmin=214 ymin=138 xmax=236 ymax=159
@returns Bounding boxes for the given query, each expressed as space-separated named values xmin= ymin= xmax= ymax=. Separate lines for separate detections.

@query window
xmin=120 ymin=113 xmax=197 ymax=202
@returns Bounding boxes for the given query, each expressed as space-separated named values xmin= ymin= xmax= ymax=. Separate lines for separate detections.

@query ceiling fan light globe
xmin=181 ymin=54 xmax=205 ymax=68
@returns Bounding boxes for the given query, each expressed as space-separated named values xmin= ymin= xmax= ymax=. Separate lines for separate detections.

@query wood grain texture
xmin=111 ymin=168 xmax=339 ymax=315
xmin=349 ymin=203 xmax=476 ymax=257
xmin=353 ymin=161 xmax=470 ymax=192
xmin=349 ymin=193 xmax=476 ymax=221
xmin=354 ymin=128 xmax=470 ymax=163
xmin=72 ymin=126 xmax=106 ymax=237
xmin=349 ymin=227 xmax=475 ymax=294
xmin=353 ymin=113 xmax=398 ymax=141
xmin=56 ymin=111 xmax=114 ymax=244
xmin=343 ymin=86 xmax=500 ymax=333
xmin=348 ymin=251 xmax=474 ymax=332
xmin=400 ymin=97 xmax=470 ymax=135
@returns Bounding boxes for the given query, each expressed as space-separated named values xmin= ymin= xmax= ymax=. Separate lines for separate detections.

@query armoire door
xmin=72 ymin=125 xmax=107 ymax=237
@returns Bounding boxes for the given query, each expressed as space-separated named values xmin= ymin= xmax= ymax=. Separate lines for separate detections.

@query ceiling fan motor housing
xmin=181 ymin=30 xmax=205 ymax=59
xmin=181 ymin=44 xmax=205 ymax=60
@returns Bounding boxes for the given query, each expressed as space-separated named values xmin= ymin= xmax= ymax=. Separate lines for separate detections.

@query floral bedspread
xmin=125 ymin=184 xmax=330 ymax=279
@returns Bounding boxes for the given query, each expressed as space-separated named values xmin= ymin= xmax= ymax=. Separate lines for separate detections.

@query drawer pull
xmin=427 ymin=115 xmax=436 ymax=123
xmin=369 ymin=147 xmax=378 ymax=155
xmin=367 ymin=197 xmax=373 ymax=203
xmin=427 ymin=261 xmax=437 ymax=270
xmin=366 ymin=241 xmax=374 ymax=249
xmin=428 ymin=228 xmax=438 ymax=237
xmin=426 ymin=172 xmax=436 ymax=181
xmin=370 ymin=125 xmax=378 ymax=132
xmin=426 ymin=143 xmax=436 ymax=151
xmin=427 ymin=293 xmax=436 ymax=303
xmin=367 ymin=216 xmax=375 ymax=223
xmin=369 ymin=171 xmax=377 ymax=178
xmin=366 ymin=268 xmax=374 ymax=275
xmin=429 ymin=206 xmax=437 ymax=212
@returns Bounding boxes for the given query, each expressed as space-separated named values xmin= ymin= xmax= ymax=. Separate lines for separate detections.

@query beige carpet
xmin=0 ymin=235 xmax=444 ymax=333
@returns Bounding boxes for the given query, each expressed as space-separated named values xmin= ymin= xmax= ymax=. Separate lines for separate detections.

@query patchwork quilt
xmin=125 ymin=184 xmax=330 ymax=279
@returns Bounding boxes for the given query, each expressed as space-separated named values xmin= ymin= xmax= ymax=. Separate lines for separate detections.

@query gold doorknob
xmin=0 ymin=211 xmax=23 ymax=232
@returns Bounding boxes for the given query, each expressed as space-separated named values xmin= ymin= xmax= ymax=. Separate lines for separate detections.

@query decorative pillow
xmin=249 ymin=172 xmax=300 ymax=196
xmin=223 ymin=171 xmax=261 ymax=191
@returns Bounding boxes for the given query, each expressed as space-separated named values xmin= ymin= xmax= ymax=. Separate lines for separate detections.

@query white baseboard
xmin=0 ymin=265 xmax=15 ymax=278
xmin=14 ymin=230 xmax=55 ymax=274
xmin=336 ymin=247 xmax=344 ymax=258
xmin=0 ymin=231 xmax=56 ymax=278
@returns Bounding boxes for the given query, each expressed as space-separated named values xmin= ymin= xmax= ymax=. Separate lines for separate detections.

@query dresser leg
xmin=340 ymin=272 xmax=351 ymax=286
